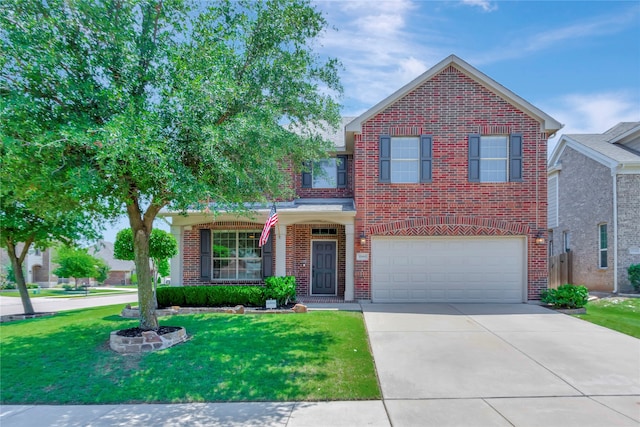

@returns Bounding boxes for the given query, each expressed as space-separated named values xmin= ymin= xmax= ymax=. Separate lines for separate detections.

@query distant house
xmin=161 ymin=55 xmax=562 ymax=303
xmin=548 ymin=122 xmax=640 ymax=292
xmin=88 ymin=241 xmax=135 ymax=286
xmin=0 ymin=245 xmax=57 ymax=287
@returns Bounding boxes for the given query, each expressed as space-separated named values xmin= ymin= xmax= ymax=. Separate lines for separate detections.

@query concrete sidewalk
xmin=1 ymin=401 xmax=391 ymax=427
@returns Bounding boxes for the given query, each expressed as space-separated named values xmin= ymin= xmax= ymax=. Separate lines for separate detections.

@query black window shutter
xmin=337 ymin=155 xmax=347 ymax=188
xmin=379 ymin=135 xmax=391 ymax=183
xmin=262 ymin=232 xmax=273 ymax=278
xmin=468 ymin=134 xmax=481 ymax=182
xmin=200 ymin=229 xmax=211 ymax=280
xmin=420 ymin=135 xmax=433 ymax=183
xmin=509 ymin=133 xmax=523 ymax=182
xmin=301 ymin=161 xmax=312 ymax=188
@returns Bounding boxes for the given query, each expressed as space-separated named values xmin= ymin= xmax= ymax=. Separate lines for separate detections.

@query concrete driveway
xmin=363 ymin=303 xmax=640 ymax=427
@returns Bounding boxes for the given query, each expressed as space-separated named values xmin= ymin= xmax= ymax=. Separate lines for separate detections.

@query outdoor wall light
xmin=535 ymin=233 xmax=546 ymax=245
xmin=360 ymin=232 xmax=366 ymax=246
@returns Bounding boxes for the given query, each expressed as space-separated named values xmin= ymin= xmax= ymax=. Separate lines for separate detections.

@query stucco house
xmin=548 ymin=122 xmax=640 ymax=292
xmin=161 ymin=54 xmax=562 ymax=303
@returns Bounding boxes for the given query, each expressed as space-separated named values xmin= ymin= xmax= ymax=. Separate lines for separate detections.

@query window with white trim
xmin=379 ymin=135 xmax=432 ymax=183
xmin=212 ymin=231 xmax=262 ymax=280
xmin=598 ymin=224 xmax=608 ymax=269
xmin=302 ymin=156 xmax=347 ymax=189
xmin=563 ymin=231 xmax=570 ymax=253
xmin=469 ymin=133 xmax=523 ymax=182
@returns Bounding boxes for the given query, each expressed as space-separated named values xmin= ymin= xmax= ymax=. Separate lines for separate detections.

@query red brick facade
xmin=353 ymin=65 xmax=548 ymax=300
xmin=172 ymin=58 xmax=555 ymax=302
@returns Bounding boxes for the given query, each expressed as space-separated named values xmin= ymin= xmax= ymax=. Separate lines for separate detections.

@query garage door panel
xmin=372 ymin=237 xmax=525 ymax=303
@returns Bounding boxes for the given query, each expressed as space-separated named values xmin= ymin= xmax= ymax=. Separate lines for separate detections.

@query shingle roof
xmin=564 ymin=134 xmax=640 ymax=163
xmin=603 ymin=121 xmax=640 ymax=139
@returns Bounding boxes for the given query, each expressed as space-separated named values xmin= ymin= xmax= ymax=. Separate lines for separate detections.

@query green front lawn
xmin=0 ymin=305 xmax=380 ymax=403
xmin=574 ymin=297 xmax=640 ymax=338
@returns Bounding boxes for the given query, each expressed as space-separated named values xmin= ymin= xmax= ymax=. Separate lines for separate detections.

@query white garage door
xmin=371 ymin=236 xmax=526 ymax=303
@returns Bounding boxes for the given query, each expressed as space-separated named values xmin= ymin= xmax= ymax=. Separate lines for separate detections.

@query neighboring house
xmin=0 ymin=246 xmax=57 ymax=288
xmin=160 ymin=55 xmax=562 ymax=303
xmin=548 ymin=122 xmax=640 ymax=292
xmin=88 ymin=241 xmax=135 ymax=286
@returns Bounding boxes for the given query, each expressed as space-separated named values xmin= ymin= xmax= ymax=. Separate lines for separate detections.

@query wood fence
xmin=548 ymin=251 xmax=573 ymax=289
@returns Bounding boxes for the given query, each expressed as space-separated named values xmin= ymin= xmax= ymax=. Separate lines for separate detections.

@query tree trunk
xmin=133 ymin=226 xmax=158 ymax=330
xmin=6 ymin=242 xmax=35 ymax=315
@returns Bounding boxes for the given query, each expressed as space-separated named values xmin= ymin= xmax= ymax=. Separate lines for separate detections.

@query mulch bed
xmin=116 ymin=326 xmax=182 ymax=337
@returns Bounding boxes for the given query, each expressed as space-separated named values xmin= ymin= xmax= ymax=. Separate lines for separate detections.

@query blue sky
xmin=315 ymin=0 xmax=640 ymax=143
xmin=103 ymin=0 xmax=640 ymax=243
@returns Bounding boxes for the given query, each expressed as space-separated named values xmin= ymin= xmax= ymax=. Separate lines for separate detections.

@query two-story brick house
xmin=548 ymin=122 xmax=640 ymax=292
xmin=160 ymin=55 xmax=562 ymax=303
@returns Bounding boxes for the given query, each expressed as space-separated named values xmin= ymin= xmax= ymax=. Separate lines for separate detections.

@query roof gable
xmin=548 ymin=129 xmax=640 ymax=173
xmin=346 ymin=54 xmax=562 ymax=135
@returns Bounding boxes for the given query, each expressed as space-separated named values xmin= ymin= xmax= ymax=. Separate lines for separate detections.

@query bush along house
xmin=160 ymin=55 xmax=562 ymax=303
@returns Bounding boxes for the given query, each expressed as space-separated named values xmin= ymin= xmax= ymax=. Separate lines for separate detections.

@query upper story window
xmin=302 ymin=156 xmax=347 ymax=189
xmin=598 ymin=224 xmax=608 ymax=269
xmin=379 ymin=135 xmax=432 ymax=183
xmin=469 ymin=134 xmax=523 ymax=183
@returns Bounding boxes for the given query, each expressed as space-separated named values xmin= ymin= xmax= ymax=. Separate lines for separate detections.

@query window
xmin=548 ymin=175 xmax=559 ymax=228
xmin=563 ymin=231 xmax=570 ymax=253
xmin=598 ymin=224 xmax=608 ymax=269
xmin=312 ymin=228 xmax=337 ymax=236
xmin=469 ymin=134 xmax=522 ymax=182
xmin=379 ymin=135 xmax=432 ymax=183
xmin=212 ymin=231 xmax=262 ymax=280
xmin=302 ymin=156 xmax=347 ymax=189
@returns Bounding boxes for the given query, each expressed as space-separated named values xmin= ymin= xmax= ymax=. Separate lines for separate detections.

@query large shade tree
xmin=1 ymin=0 xmax=342 ymax=329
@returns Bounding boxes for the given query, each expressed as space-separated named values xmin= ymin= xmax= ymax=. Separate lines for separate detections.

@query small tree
xmin=628 ymin=264 xmax=640 ymax=292
xmin=157 ymin=258 xmax=170 ymax=282
xmin=115 ymin=228 xmax=177 ymax=303
xmin=53 ymin=246 xmax=102 ymax=289
xmin=95 ymin=258 xmax=110 ymax=285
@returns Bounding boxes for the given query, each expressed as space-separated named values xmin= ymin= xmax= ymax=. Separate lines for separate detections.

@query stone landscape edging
xmin=120 ymin=305 xmax=299 ymax=318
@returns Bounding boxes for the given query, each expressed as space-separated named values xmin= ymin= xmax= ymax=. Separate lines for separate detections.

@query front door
xmin=312 ymin=241 xmax=336 ymax=295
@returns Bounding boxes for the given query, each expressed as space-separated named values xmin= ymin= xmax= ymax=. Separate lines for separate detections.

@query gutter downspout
xmin=612 ymin=167 xmax=618 ymax=293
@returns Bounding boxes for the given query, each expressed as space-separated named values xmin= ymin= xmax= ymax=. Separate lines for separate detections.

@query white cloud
xmin=460 ymin=0 xmax=498 ymax=13
xmin=542 ymin=91 xmax=640 ymax=155
xmin=471 ymin=5 xmax=640 ymax=65
xmin=316 ymin=1 xmax=444 ymax=114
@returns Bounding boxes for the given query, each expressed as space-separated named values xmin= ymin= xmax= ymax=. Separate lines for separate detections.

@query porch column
xmin=275 ymin=224 xmax=287 ymax=276
xmin=345 ymin=223 xmax=355 ymax=301
xmin=169 ymin=225 xmax=182 ymax=286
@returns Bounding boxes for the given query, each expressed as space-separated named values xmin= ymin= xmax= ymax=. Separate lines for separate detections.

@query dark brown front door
xmin=312 ymin=241 xmax=336 ymax=295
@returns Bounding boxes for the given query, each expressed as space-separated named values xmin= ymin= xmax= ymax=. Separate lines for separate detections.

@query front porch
xmin=164 ymin=198 xmax=356 ymax=301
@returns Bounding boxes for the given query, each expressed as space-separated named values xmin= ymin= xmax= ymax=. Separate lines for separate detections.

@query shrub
xmin=156 ymin=286 xmax=266 ymax=308
xmin=264 ymin=276 xmax=296 ymax=306
xmin=1 ymin=282 xmax=16 ymax=290
xmin=62 ymin=284 xmax=74 ymax=291
xmin=540 ymin=284 xmax=589 ymax=309
xmin=628 ymin=264 xmax=640 ymax=291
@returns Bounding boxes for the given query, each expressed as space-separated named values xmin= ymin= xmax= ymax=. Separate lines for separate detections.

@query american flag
xmin=258 ymin=204 xmax=278 ymax=247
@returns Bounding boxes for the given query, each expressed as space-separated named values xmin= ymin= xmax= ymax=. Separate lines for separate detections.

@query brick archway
xmin=368 ymin=216 xmax=530 ymax=236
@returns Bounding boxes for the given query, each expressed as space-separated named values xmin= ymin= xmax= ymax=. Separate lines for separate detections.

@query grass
xmin=574 ymin=297 xmax=640 ymax=338
xmin=0 ymin=304 xmax=380 ymax=404
xmin=0 ymin=288 xmax=134 ymax=298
